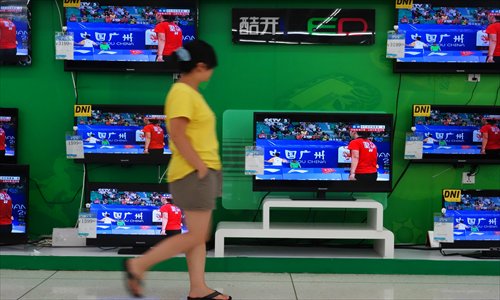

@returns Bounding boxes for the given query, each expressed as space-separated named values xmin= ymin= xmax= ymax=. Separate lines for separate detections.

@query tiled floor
xmin=1 ymin=270 xmax=499 ymax=300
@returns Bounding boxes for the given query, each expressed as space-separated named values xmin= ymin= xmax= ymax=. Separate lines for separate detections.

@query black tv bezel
xmin=252 ymin=111 xmax=394 ymax=194
xmin=0 ymin=0 xmax=32 ymax=67
xmin=410 ymin=105 xmax=500 ymax=165
xmin=393 ymin=0 xmax=500 ymax=74
xmin=84 ymin=181 xmax=171 ymax=249
xmin=440 ymin=189 xmax=500 ymax=250
xmin=74 ymin=104 xmax=170 ymax=165
xmin=0 ymin=163 xmax=29 ymax=245
xmin=62 ymin=0 xmax=199 ymax=73
xmin=0 ymin=107 xmax=19 ymax=164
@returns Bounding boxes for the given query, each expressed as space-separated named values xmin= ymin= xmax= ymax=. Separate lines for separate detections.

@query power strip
xmin=52 ymin=228 xmax=86 ymax=247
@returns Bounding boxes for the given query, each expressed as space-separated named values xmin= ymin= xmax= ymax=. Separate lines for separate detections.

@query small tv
xmin=441 ymin=189 xmax=500 ymax=257
xmin=84 ymin=182 xmax=186 ymax=254
xmin=0 ymin=107 xmax=18 ymax=164
xmin=63 ymin=0 xmax=198 ymax=72
xmin=411 ymin=105 xmax=500 ymax=164
xmin=0 ymin=0 xmax=31 ymax=66
xmin=75 ymin=104 xmax=171 ymax=165
xmin=394 ymin=0 xmax=500 ymax=74
xmin=253 ymin=112 xmax=393 ymax=198
xmin=0 ymin=164 xmax=29 ymax=245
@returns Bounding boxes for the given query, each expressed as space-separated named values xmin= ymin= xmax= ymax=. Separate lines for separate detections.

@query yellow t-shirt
xmin=165 ymin=83 xmax=221 ymax=182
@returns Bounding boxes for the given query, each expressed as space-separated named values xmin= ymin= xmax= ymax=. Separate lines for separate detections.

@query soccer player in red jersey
xmin=159 ymin=195 xmax=182 ymax=237
xmin=154 ymin=12 xmax=183 ymax=62
xmin=0 ymin=126 xmax=6 ymax=160
xmin=480 ymin=118 xmax=500 ymax=157
xmin=346 ymin=129 xmax=378 ymax=182
xmin=486 ymin=11 xmax=500 ymax=63
xmin=0 ymin=17 xmax=17 ymax=65
xmin=142 ymin=117 xmax=165 ymax=157
xmin=0 ymin=188 xmax=13 ymax=234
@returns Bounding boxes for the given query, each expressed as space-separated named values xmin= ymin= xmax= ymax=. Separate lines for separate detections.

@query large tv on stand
xmin=253 ymin=112 xmax=393 ymax=199
xmin=0 ymin=164 xmax=29 ymax=245
xmin=394 ymin=0 xmax=500 ymax=74
xmin=441 ymin=189 xmax=500 ymax=258
xmin=84 ymin=182 xmax=186 ymax=254
xmin=75 ymin=104 xmax=171 ymax=165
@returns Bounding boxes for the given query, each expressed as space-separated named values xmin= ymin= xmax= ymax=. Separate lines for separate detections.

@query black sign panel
xmin=232 ymin=8 xmax=375 ymax=45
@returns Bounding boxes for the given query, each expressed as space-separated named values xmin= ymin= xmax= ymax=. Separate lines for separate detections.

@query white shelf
xmin=215 ymin=197 xmax=394 ymax=259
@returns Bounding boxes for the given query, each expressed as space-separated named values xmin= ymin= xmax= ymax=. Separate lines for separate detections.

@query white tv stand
xmin=214 ymin=197 xmax=394 ymax=258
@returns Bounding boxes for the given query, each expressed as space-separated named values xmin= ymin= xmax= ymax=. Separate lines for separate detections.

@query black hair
xmin=149 ymin=118 xmax=159 ymax=125
xmin=173 ymin=40 xmax=218 ymax=73
xmin=274 ymin=152 xmax=280 ymax=157
xmin=486 ymin=119 xmax=497 ymax=125
xmin=357 ymin=131 xmax=372 ymax=139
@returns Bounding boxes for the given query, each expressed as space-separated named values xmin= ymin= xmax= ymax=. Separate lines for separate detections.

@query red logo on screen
xmin=460 ymin=51 xmax=473 ymax=56
xmin=322 ymin=168 xmax=335 ymax=173
xmin=461 ymin=145 xmax=471 ymax=149
xmin=124 ymin=145 xmax=134 ymax=149
xmin=130 ymin=50 xmax=143 ymax=55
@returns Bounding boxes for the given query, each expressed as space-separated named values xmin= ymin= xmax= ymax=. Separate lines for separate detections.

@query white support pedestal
xmin=215 ymin=197 xmax=394 ymax=258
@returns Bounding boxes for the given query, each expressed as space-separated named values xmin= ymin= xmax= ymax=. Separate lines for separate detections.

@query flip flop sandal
xmin=187 ymin=290 xmax=232 ymax=300
xmin=123 ymin=259 xmax=143 ymax=298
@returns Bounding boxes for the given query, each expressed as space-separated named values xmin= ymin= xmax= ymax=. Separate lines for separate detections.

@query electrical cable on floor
xmin=252 ymin=192 xmax=270 ymax=222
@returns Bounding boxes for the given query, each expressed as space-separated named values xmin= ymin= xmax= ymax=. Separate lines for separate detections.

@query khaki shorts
xmin=169 ymin=169 xmax=222 ymax=211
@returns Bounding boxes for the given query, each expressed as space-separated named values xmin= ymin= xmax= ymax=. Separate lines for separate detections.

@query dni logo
xmin=307 ymin=17 xmax=368 ymax=35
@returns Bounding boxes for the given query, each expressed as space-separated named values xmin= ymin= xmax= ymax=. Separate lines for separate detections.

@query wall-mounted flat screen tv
xmin=253 ymin=112 xmax=393 ymax=198
xmin=0 ymin=164 xmax=29 ymax=245
xmin=411 ymin=105 xmax=500 ymax=164
xmin=394 ymin=0 xmax=500 ymax=74
xmin=75 ymin=104 xmax=170 ymax=165
xmin=0 ymin=0 xmax=31 ymax=66
xmin=441 ymin=189 xmax=500 ymax=257
xmin=63 ymin=0 xmax=198 ymax=72
xmin=85 ymin=182 xmax=186 ymax=254
xmin=0 ymin=107 xmax=18 ymax=164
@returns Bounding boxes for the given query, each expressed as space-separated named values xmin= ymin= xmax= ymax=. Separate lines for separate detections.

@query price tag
xmin=78 ymin=212 xmax=96 ymax=238
xmin=433 ymin=214 xmax=454 ymax=243
xmin=66 ymin=133 xmax=84 ymax=159
xmin=245 ymin=146 xmax=264 ymax=175
xmin=386 ymin=31 xmax=406 ymax=59
xmin=404 ymin=131 xmax=423 ymax=159
xmin=55 ymin=32 xmax=74 ymax=60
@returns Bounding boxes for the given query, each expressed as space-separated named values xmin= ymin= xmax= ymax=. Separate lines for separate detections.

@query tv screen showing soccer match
xmin=394 ymin=0 xmax=500 ymax=73
xmin=85 ymin=182 xmax=186 ymax=237
xmin=63 ymin=0 xmax=198 ymax=72
xmin=0 ymin=164 xmax=29 ymax=240
xmin=412 ymin=105 xmax=500 ymax=163
xmin=253 ymin=112 xmax=393 ymax=194
xmin=75 ymin=104 xmax=170 ymax=164
xmin=442 ymin=190 xmax=500 ymax=243
xmin=0 ymin=107 xmax=18 ymax=164
xmin=0 ymin=0 xmax=31 ymax=66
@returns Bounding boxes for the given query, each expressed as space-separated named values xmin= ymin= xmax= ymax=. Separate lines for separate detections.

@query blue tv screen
xmin=63 ymin=0 xmax=198 ymax=72
xmin=394 ymin=0 xmax=500 ymax=73
xmin=253 ymin=112 xmax=393 ymax=194
xmin=412 ymin=105 xmax=500 ymax=164
xmin=75 ymin=104 xmax=170 ymax=165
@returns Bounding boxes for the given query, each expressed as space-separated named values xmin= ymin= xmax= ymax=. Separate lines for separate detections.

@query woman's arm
xmin=349 ymin=150 xmax=360 ymax=180
xmin=481 ymin=132 xmax=489 ymax=154
xmin=144 ymin=132 xmax=151 ymax=153
xmin=169 ymin=117 xmax=208 ymax=178
xmin=487 ymin=33 xmax=497 ymax=63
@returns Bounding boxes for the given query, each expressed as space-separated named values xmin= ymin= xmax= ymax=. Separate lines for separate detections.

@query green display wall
xmin=0 ymin=0 xmax=499 ymax=245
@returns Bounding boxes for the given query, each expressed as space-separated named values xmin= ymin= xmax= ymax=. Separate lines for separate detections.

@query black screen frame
xmin=410 ymin=105 xmax=500 ymax=164
xmin=62 ymin=0 xmax=199 ymax=73
xmin=393 ymin=0 xmax=500 ymax=74
xmin=84 ymin=181 xmax=171 ymax=250
xmin=440 ymin=189 xmax=500 ymax=250
xmin=0 ymin=164 xmax=29 ymax=245
xmin=74 ymin=104 xmax=170 ymax=165
xmin=0 ymin=107 xmax=19 ymax=164
xmin=252 ymin=111 xmax=394 ymax=194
